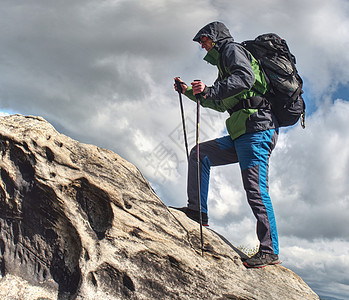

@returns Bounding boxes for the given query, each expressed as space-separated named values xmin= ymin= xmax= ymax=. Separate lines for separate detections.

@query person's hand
xmin=174 ymin=77 xmax=188 ymax=94
xmin=191 ymin=80 xmax=206 ymax=96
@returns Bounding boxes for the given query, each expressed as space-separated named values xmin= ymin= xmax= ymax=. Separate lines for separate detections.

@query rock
xmin=0 ymin=114 xmax=319 ymax=300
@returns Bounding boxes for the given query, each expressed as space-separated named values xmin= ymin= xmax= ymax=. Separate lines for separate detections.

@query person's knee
xmin=241 ymin=165 xmax=260 ymax=190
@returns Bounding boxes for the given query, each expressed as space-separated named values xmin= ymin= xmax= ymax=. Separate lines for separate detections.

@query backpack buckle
xmin=300 ymin=111 xmax=306 ymax=129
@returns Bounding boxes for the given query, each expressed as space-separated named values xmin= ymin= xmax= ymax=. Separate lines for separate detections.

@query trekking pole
xmin=174 ymin=78 xmax=189 ymax=162
xmin=194 ymin=80 xmax=204 ymax=257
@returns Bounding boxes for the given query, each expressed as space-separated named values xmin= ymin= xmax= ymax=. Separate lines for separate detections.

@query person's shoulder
xmin=222 ymin=41 xmax=251 ymax=59
xmin=223 ymin=40 xmax=241 ymax=47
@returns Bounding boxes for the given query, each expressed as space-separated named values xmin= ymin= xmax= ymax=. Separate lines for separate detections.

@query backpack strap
xmin=227 ymin=96 xmax=271 ymax=115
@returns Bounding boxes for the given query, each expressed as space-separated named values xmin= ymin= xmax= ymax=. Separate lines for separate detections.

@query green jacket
xmin=185 ymin=22 xmax=277 ymax=140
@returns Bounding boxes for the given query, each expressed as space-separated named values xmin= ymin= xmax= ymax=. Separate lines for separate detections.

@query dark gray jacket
xmin=185 ymin=21 xmax=278 ymax=140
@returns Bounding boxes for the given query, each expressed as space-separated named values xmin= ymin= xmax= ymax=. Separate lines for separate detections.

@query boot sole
xmin=243 ymin=260 xmax=281 ymax=269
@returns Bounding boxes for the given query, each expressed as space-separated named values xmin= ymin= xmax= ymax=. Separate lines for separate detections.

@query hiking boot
xmin=169 ymin=206 xmax=209 ymax=226
xmin=243 ymin=251 xmax=280 ymax=268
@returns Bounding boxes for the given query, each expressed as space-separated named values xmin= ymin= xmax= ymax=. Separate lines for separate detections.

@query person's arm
xmin=206 ymin=44 xmax=255 ymax=100
xmin=184 ymin=85 xmax=227 ymax=112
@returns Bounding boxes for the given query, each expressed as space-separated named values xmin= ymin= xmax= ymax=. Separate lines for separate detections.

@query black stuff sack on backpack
xmin=242 ymin=33 xmax=306 ymax=128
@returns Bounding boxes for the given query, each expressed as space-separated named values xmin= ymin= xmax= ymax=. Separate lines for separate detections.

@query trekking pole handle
xmin=193 ymin=79 xmax=204 ymax=102
xmin=175 ymin=78 xmax=183 ymax=94
xmin=175 ymin=77 xmax=187 ymax=94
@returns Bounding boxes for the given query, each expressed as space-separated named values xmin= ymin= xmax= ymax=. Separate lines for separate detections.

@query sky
xmin=1 ymin=0 xmax=349 ymax=298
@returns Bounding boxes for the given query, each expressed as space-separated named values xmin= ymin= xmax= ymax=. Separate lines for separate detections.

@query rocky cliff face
xmin=0 ymin=115 xmax=318 ymax=300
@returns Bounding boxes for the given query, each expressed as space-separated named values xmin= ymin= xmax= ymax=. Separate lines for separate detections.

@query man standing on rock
xmin=173 ymin=21 xmax=280 ymax=268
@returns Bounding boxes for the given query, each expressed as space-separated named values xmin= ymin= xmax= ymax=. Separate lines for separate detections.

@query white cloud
xmin=204 ymin=100 xmax=349 ymax=298
xmin=1 ymin=0 xmax=349 ymax=298
xmin=281 ymin=238 xmax=349 ymax=299
xmin=270 ymin=100 xmax=349 ymax=240
xmin=211 ymin=0 xmax=349 ymax=99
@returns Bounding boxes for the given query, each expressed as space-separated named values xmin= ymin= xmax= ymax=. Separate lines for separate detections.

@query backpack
xmin=241 ymin=33 xmax=305 ymax=128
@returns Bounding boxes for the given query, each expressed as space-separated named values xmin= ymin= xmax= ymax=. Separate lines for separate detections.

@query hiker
xmin=173 ymin=21 xmax=280 ymax=268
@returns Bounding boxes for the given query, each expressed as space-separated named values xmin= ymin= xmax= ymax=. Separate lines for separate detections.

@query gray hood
xmin=193 ymin=21 xmax=234 ymax=49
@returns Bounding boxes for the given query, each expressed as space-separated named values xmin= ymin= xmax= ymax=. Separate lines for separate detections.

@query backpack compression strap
xmin=227 ymin=96 xmax=270 ymax=115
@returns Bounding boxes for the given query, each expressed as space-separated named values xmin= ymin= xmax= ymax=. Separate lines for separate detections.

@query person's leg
xmin=234 ymin=129 xmax=279 ymax=255
xmin=187 ymin=136 xmax=239 ymax=214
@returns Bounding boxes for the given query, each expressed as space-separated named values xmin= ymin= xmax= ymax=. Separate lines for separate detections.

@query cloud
xmin=196 ymin=100 xmax=349 ymax=299
xmin=212 ymin=0 xmax=349 ymax=98
xmin=203 ymin=100 xmax=349 ymax=299
xmin=1 ymin=0 xmax=349 ymax=298
xmin=271 ymin=100 xmax=349 ymax=240
xmin=0 ymin=0 xmax=219 ymax=159
xmin=196 ymin=101 xmax=349 ymax=241
xmin=282 ymin=238 xmax=349 ymax=299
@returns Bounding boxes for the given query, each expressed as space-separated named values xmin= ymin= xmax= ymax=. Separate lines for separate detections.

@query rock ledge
xmin=0 ymin=115 xmax=319 ymax=300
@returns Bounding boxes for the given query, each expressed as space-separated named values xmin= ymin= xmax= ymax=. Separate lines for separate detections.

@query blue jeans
xmin=187 ymin=129 xmax=279 ymax=254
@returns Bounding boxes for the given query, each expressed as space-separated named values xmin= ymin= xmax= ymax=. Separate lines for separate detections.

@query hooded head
xmin=193 ymin=21 xmax=234 ymax=49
